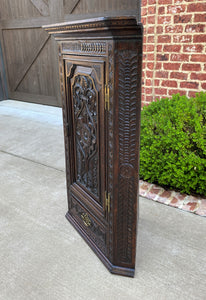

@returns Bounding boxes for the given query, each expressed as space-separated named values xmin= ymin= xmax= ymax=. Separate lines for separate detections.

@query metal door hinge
xmin=105 ymin=84 xmax=110 ymax=111
xmin=105 ymin=191 xmax=110 ymax=213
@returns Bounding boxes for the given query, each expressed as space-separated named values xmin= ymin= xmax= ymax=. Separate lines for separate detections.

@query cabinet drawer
xmin=69 ymin=196 xmax=107 ymax=255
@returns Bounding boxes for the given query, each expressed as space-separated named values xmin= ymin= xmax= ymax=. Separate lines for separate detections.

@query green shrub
xmin=140 ymin=92 xmax=206 ymax=196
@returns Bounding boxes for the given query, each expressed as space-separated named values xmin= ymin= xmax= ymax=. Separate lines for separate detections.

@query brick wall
xmin=141 ymin=0 xmax=206 ymax=106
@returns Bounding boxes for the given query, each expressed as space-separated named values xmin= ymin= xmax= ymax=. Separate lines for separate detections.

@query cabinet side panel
xmin=113 ymin=38 xmax=142 ymax=269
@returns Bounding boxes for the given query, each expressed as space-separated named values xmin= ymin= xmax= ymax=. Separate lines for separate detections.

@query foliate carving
xmin=117 ymin=50 xmax=139 ymax=264
xmin=81 ymin=42 xmax=106 ymax=53
xmin=62 ymin=42 xmax=106 ymax=55
xmin=107 ymin=43 xmax=114 ymax=260
xmin=72 ymin=75 xmax=99 ymax=197
xmin=70 ymin=197 xmax=107 ymax=254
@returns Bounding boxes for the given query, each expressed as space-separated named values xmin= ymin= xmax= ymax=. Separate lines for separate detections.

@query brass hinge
xmin=105 ymin=191 xmax=110 ymax=213
xmin=105 ymin=84 xmax=110 ymax=111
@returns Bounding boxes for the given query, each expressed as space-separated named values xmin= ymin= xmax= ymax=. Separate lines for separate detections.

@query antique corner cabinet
xmin=44 ymin=17 xmax=143 ymax=277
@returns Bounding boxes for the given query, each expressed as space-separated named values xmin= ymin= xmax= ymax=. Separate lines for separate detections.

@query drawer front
xmin=70 ymin=196 xmax=107 ymax=255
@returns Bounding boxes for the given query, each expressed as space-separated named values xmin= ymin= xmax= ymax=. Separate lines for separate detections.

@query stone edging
xmin=139 ymin=180 xmax=206 ymax=217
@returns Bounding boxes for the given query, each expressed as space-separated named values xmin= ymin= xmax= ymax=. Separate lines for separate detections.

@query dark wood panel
xmin=0 ymin=0 xmax=42 ymax=20
xmin=0 ymin=0 xmax=140 ymax=107
xmin=72 ymin=0 xmax=138 ymax=15
xmin=0 ymin=39 xmax=8 ymax=100
xmin=0 ymin=17 xmax=52 ymax=29
xmin=10 ymin=91 xmax=57 ymax=106
xmin=2 ymin=28 xmax=51 ymax=92
xmin=18 ymin=38 xmax=56 ymax=97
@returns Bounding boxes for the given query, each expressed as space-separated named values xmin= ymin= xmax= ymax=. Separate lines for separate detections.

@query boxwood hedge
xmin=140 ymin=92 xmax=206 ymax=196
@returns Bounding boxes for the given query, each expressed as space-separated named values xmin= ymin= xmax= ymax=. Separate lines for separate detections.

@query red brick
xmin=170 ymin=72 xmax=188 ymax=80
xmin=147 ymin=45 xmax=155 ymax=52
xmin=146 ymin=95 xmax=154 ymax=102
xmin=188 ymin=91 xmax=198 ymax=98
xmin=165 ymin=25 xmax=183 ymax=33
xmin=158 ymin=0 xmax=172 ymax=4
xmin=155 ymin=71 xmax=169 ymax=78
xmin=145 ymin=87 xmax=153 ymax=94
xmin=148 ymin=6 xmax=156 ymax=14
xmin=202 ymin=83 xmax=206 ymax=89
xmin=182 ymin=63 xmax=201 ymax=71
xmin=167 ymin=5 xmax=186 ymax=14
xmin=168 ymin=89 xmax=186 ymax=96
xmin=190 ymin=73 xmax=206 ymax=81
xmin=163 ymin=63 xmax=181 ymax=70
xmin=142 ymin=0 xmax=147 ymax=5
xmin=158 ymin=16 xmax=171 ymax=24
xmin=180 ymin=82 xmax=199 ymax=89
xmin=194 ymin=14 xmax=206 ymax=22
xmin=171 ymin=54 xmax=189 ymax=62
xmin=156 ymin=54 xmax=169 ymax=61
xmin=163 ymin=45 xmax=181 ymax=52
xmin=147 ymin=53 xmax=155 ymax=60
xmin=156 ymin=62 xmax=162 ymax=69
xmin=157 ymin=26 xmax=163 ymax=34
xmin=148 ymin=15 xmax=155 ymax=24
xmin=148 ymin=26 xmax=155 ymax=34
xmin=158 ymin=35 xmax=171 ymax=43
xmin=204 ymin=64 xmax=206 ymax=72
xmin=173 ymin=35 xmax=192 ymax=43
xmin=158 ymin=6 xmax=165 ymax=14
xmin=145 ymin=79 xmax=152 ymax=86
xmin=147 ymin=62 xmax=155 ymax=70
xmin=156 ymin=45 xmax=162 ymax=52
xmin=148 ymin=0 xmax=156 ymax=4
xmin=194 ymin=35 xmax=206 ymax=43
xmin=154 ymin=79 xmax=160 ymax=86
xmin=187 ymin=3 xmax=206 ymax=12
xmin=146 ymin=70 xmax=154 ymax=78
xmin=174 ymin=14 xmax=192 ymax=23
xmin=195 ymin=199 xmax=206 ymax=217
xmin=157 ymin=190 xmax=173 ymax=203
xmin=155 ymin=88 xmax=168 ymax=95
xmin=162 ymin=80 xmax=177 ymax=88
xmin=147 ymin=35 xmax=155 ymax=43
xmin=143 ymin=36 xmax=147 ymax=44
xmin=191 ymin=54 xmax=206 ymax=62
xmin=183 ymin=44 xmax=203 ymax=53
xmin=141 ymin=17 xmax=147 ymax=25
xmin=141 ymin=7 xmax=147 ymax=16
xmin=185 ymin=24 xmax=205 ymax=33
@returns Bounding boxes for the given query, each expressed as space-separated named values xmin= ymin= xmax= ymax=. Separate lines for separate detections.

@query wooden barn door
xmin=0 ymin=0 xmax=139 ymax=106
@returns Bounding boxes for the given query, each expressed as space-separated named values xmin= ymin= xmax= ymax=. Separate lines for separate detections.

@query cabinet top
xmin=43 ymin=16 xmax=142 ymax=37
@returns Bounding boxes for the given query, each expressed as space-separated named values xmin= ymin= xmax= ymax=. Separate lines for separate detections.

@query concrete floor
xmin=0 ymin=100 xmax=205 ymax=300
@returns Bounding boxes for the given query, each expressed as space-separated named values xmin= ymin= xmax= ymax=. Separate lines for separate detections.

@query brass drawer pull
xmin=81 ymin=213 xmax=91 ymax=227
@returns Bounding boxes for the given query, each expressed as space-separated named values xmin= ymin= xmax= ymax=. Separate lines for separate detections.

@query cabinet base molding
xmin=66 ymin=212 xmax=135 ymax=277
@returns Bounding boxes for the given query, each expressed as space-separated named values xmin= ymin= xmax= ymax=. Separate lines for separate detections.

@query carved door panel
xmin=65 ymin=56 xmax=108 ymax=254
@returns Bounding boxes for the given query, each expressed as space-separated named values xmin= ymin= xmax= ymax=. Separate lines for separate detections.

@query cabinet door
xmin=64 ymin=56 xmax=108 ymax=255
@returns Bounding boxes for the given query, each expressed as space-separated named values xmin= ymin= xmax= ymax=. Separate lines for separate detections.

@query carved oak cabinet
xmin=44 ymin=17 xmax=142 ymax=277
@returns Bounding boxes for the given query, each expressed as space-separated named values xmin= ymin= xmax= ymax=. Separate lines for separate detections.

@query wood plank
xmin=0 ymin=41 xmax=8 ymax=100
xmin=13 ymin=31 xmax=50 ymax=91
xmin=0 ymin=29 xmax=9 ymax=99
xmin=30 ymin=0 xmax=49 ymax=17
xmin=49 ymin=0 xmax=64 ymax=20
xmin=64 ymin=10 xmax=137 ymax=22
xmin=48 ymin=0 xmax=64 ymax=106
xmin=64 ymin=0 xmax=81 ymax=14
xmin=10 ymin=91 xmax=58 ymax=106
xmin=0 ymin=16 xmax=52 ymax=29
